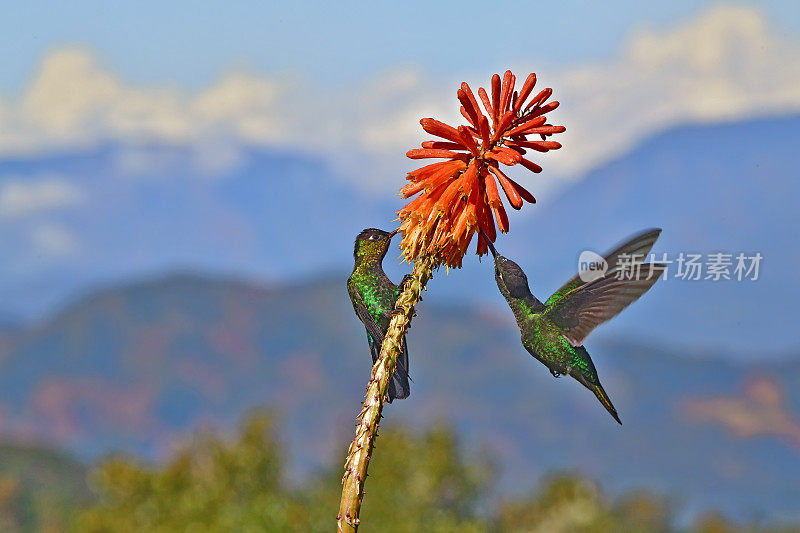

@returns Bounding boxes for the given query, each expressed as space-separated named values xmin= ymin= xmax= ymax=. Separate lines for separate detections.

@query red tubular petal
xmin=399 ymin=180 xmax=427 ymax=198
xmin=457 ymin=126 xmax=480 ymax=156
xmin=524 ymin=88 xmax=552 ymax=112
xmin=523 ymin=125 xmax=566 ymax=135
xmin=406 ymin=161 xmax=452 ymax=181
xmin=420 ymin=118 xmax=467 ymax=146
xmin=434 ymin=175 xmax=464 ymax=213
xmin=459 ymin=161 xmax=479 ymax=196
xmin=476 ymin=232 xmax=488 ymax=256
xmin=491 ymin=74 xmax=501 ymax=126
xmin=526 ymin=100 xmax=560 ymax=119
xmin=407 ymin=148 xmax=467 ymax=160
xmin=488 ymin=166 xmax=523 ymax=209
xmin=451 ymin=199 xmax=471 ymax=242
xmin=457 ymin=89 xmax=479 ymax=128
xmin=493 ymin=110 xmax=516 ymax=140
xmin=416 ymin=160 xmax=467 ymax=193
xmin=513 ymin=73 xmax=537 ymax=113
xmin=499 ymin=70 xmax=515 ymax=115
xmin=489 ymin=146 xmax=523 ymax=165
xmin=476 ymin=185 xmax=496 ymax=242
xmin=506 ymin=116 xmax=547 ymax=136
xmin=478 ymin=87 xmax=493 ymax=119
xmin=465 ymin=180 xmax=479 ymax=223
xmin=506 ymin=140 xmax=562 ymax=152
xmin=519 ymin=157 xmax=543 ymax=173
xmin=481 ymin=210 xmax=497 ymax=242
xmin=478 ymin=115 xmax=491 ymax=148
xmin=511 ymin=179 xmax=536 ymax=204
xmin=492 ymin=202 xmax=509 ymax=233
xmin=397 ymin=189 xmax=433 ymax=219
xmin=460 ymin=106 xmax=475 ymax=126
xmin=483 ymin=169 xmax=502 ymax=208
xmin=460 ymin=82 xmax=483 ymax=124
xmin=422 ymin=141 xmax=465 ymax=150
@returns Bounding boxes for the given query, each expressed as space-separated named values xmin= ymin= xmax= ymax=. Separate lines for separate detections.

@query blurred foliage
xmin=0 ymin=410 xmax=798 ymax=531
xmin=0 ymin=442 xmax=91 ymax=532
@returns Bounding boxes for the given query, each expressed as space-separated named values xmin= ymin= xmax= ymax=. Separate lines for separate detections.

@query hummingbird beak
xmin=478 ymin=228 xmax=497 ymax=258
xmin=388 ymin=229 xmax=399 ymax=239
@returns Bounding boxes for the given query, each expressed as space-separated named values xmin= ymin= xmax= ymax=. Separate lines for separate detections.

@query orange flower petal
xmin=407 ymin=148 xmax=467 ymax=160
xmin=421 ymin=141 xmax=464 ymax=150
xmin=525 ymin=100 xmax=560 ymax=119
xmin=524 ymin=88 xmax=553 ymax=112
xmin=519 ymin=157 xmax=543 ymax=173
xmin=483 ymin=168 xmax=502 ymax=208
xmin=457 ymin=126 xmax=480 ymax=156
xmin=488 ymin=146 xmax=523 ymax=166
xmin=420 ymin=118 xmax=467 ymax=146
xmin=478 ymin=87 xmax=493 ymax=120
xmin=492 ymin=202 xmax=509 ymax=233
xmin=478 ymin=115 xmax=491 ymax=148
xmin=499 ymin=70 xmax=515 ymax=115
xmin=508 ymin=140 xmax=562 ymax=152
xmin=459 ymin=82 xmax=483 ymax=126
xmin=407 ymin=161 xmax=453 ymax=181
xmin=490 ymin=74 xmax=501 ymax=126
xmin=434 ymin=172 xmax=467 ymax=213
xmin=513 ymin=73 xmax=537 ymax=113
xmin=457 ymin=88 xmax=479 ymax=128
xmin=488 ymin=166 xmax=523 ymax=210
xmin=506 ymin=116 xmax=547 ymax=136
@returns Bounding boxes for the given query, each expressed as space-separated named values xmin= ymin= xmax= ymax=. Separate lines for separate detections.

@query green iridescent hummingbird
xmin=347 ymin=228 xmax=410 ymax=402
xmin=483 ymin=228 xmax=665 ymax=424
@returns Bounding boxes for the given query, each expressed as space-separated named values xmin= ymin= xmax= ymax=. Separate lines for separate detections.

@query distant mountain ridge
xmin=2 ymin=114 xmax=796 ymax=351
xmin=0 ymin=272 xmax=798 ymax=521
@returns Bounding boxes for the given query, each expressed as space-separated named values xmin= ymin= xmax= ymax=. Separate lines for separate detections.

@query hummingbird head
xmin=494 ymin=255 xmax=535 ymax=300
xmin=353 ymin=228 xmax=397 ymax=265
xmin=478 ymin=229 xmax=534 ymax=300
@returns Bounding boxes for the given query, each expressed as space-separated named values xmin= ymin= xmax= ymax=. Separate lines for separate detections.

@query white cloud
xmin=0 ymin=176 xmax=84 ymax=218
xmin=545 ymin=4 xmax=800 ymax=177
xmin=30 ymin=222 xmax=78 ymax=256
xmin=0 ymin=5 xmax=797 ymax=191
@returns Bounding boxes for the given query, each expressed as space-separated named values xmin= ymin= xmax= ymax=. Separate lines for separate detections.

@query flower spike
xmin=396 ymin=70 xmax=564 ymax=268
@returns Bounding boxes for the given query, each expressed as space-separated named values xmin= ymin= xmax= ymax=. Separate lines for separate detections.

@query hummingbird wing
xmin=352 ymin=288 xmax=411 ymax=402
xmin=545 ymin=228 xmax=662 ymax=307
xmin=351 ymin=289 xmax=387 ymax=346
xmin=544 ymin=263 xmax=666 ymax=347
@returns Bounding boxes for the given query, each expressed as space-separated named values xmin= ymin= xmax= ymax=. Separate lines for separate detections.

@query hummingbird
xmin=482 ymin=228 xmax=666 ymax=424
xmin=347 ymin=228 xmax=410 ymax=402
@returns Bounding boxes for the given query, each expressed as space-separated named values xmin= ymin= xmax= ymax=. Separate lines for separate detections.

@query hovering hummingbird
xmin=483 ymin=229 xmax=666 ymax=424
xmin=347 ymin=228 xmax=410 ymax=402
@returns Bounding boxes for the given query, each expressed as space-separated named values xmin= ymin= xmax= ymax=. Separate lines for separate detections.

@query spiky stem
xmin=336 ymin=254 xmax=436 ymax=532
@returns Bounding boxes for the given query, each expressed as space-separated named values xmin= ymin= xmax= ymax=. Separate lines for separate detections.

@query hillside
xmin=0 ymin=273 xmax=798 ymax=521
xmin=1 ymin=115 xmax=797 ymax=352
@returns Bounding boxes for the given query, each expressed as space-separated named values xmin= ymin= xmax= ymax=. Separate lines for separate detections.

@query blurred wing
xmin=545 ymin=263 xmax=666 ymax=346
xmin=545 ymin=228 xmax=662 ymax=307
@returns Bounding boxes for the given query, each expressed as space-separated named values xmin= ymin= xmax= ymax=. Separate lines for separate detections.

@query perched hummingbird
xmin=483 ymin=229 xmax=666 ymax=424
xmin=347 ymin=228 xmax=410 ymax=402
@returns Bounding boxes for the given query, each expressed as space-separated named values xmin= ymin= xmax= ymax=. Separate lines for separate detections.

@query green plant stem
xmin=336 ymin=254 xmax=435 ymax=532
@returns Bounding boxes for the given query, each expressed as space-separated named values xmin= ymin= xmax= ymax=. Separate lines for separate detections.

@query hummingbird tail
xmin=369 ymin=335 xmax=411 ymax=402
xmin=591 ymin=382 xmax=621 ymax=425
xmin=574 ymin=370 xmax=621 ymax=425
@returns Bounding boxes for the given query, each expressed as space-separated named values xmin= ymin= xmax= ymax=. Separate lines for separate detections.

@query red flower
xmin=397 ymin=70 xmax=564 ymax=267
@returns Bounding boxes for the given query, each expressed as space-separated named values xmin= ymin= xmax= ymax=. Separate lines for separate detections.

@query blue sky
xmin=2 ymin=1 xmax=799 ymax=93
xmin=1 ymin=1 xmax=799 ymax=194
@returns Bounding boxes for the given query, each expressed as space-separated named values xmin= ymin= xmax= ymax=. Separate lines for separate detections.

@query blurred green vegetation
xmin=0 ymin=411 xmax=797 ymax=532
